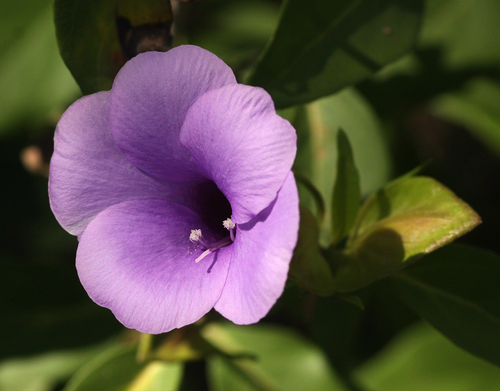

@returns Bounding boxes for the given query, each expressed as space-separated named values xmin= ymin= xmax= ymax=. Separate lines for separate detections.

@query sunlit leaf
xmin=126 ymin=361 xmax=183 ymax=391
xmin=334 ymin=176 xmax=481 ymax=292
xmin=204 ymin=323 xmax=347 ymax=391
xmin=331 ymin=129 xmax=361 ymax=245
xmin=355 ymin=322 xmax=500 ymax=391
xmin=249 ymin=0 xmax=423 ymax=108
xmin=54 ymin=0 xmax=173 ymax=94
xmin=390 ymin=244 xmax=500 ymax=367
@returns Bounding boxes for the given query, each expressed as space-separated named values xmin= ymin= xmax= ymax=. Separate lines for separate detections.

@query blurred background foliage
xmin=1 ymin=0 xmax=500 ymax=390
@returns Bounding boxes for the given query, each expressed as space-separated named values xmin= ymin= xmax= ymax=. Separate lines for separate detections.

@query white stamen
xmin=223 ymin=218 xmax=236 ymax=241
xmin=189 ymin=229 xmax=203 ymax=242
xmin=223 ymin=218 xmax=236 ymax=230
xmin=189 ymin=220 xmax=237 ymax=263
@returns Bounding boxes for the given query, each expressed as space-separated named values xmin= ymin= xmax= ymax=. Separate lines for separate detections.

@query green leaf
xmin=248 ymin=0 xmax=423 ymax=108
xmin=203 ymin=323 xmax=347 ymax=391
xmin=355 ymin=322 xmax=500 ymax=391
xmin=360 ymin=0 xmax=500 ymax=121
xmin=0 ymin=0 xmax=79 ymax=132
xmin=64 ymin=340 xmax=183 ymax=391
xmin=63 ymin=343 xmax=144 ymax=391
xmin=331 ymin=130 xmax=361 ymax=245
xmin=334 ymin=176 xmax=481 ymax=292
xmin=390 ymin=244 xmax=500 ymax=368
xmin=54 ymin=0 xmax=173 ymax=94
xmin=186 ymin=1 xmax=279 ymax=79
xmin=0 ymin=342 xmax=111 ymax=391
xmin=154 ymin=325 xmax=214 ymax=362
xmin=431 ymin=77 xmax=500 ymax=156
xmin=290 ymin=88 xmax=391 ymax=245
xmin=419 ymin=0 xmax=500 ymax=68
xmin=288 ymin=206 xmax=336 ymax=296
xmin=126 ymin=361 xmax=183 ymax=391
xmin=293 ymin=173 xmax=326 ymax=225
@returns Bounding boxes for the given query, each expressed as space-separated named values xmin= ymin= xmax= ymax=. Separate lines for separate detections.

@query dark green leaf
xmin=293 ymin=173 xmax=326 ymax=225
xmin=309 ymin=296 xmax=364 ymax=377
xmin=331 ymin=130 xmax=361 ymax=245
xmin=288 ymin=206 xmax=336 ymax=296
xmin=419 ymin=0 xmax=500 ymax=68
xmin=334 ymin=176 xmax=480 ymax=292
xmin=358 ymin=0 xmax=500 ymax=122
xmin=390 ymin=244 xmax=500 ymax=367
xmin=186 ymin=1 xmax=279 ymax=78
xmin=204 ymin=323 xmax=347 ymax=391
xmin=54 ymin=0 xmax=173 ymax=94
xmin=355 ymin=322 xmax=500 ymax=390
xmin=248 ymin=0 xmax=423 ymax=108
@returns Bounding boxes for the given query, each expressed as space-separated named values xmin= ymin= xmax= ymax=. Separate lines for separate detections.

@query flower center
xmin=189 ymin=218 xmax=236 ymax=263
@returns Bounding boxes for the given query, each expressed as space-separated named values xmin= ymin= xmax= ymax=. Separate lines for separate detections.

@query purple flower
xmin=49 ymin=45 xmax=299 ymax=334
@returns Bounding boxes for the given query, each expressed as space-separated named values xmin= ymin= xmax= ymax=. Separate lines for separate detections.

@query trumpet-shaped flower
xmin=49 ymin=45 xmax=299 ymax=334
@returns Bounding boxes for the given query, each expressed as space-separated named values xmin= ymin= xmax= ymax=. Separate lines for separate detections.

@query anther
xmin=223 ymin=218 xmax=236 ymax=241
xmin=189 ymin=229 xmax=209 ymax=248
xmin=189 ymin=229 xmax=202 ymax=242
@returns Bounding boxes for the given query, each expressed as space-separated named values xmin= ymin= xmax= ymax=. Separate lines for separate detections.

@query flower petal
xmin=214 ymin=173 xmax=299 ymax=324
xmin=49 ymin=92 xmax=184 ymax=237
xmin=76 ymin=199 xmax=232 ymax=334
xmin=110 ymin=45 xmax=237 ymax=183
xmin=180 ymin=84 xmax=297 ymax=223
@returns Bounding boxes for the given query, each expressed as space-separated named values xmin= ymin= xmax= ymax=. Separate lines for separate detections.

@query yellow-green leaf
xmin=334 ymin=175 xmax=481 ymax=292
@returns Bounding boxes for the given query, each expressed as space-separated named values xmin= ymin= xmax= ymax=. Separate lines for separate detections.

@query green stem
xmin=136 ymin=332 xmax=153 ymax=363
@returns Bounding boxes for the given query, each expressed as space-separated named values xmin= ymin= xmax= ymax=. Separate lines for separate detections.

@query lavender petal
xmin=214 ymin=173 xmax=299 ymax=324
xmin=110 ymin=45 xmax=237 ymax=183
xmin=49 ymin=92 xmax=175 ymax=236
xmin=180 ymin=84 xmax=297 ymax=224
xmin=76 ymin=198 xmax=232 ymax=334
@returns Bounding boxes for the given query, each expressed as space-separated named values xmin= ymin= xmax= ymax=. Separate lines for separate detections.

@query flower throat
xmin=189 ymin=218 xmax=236 ymax=262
